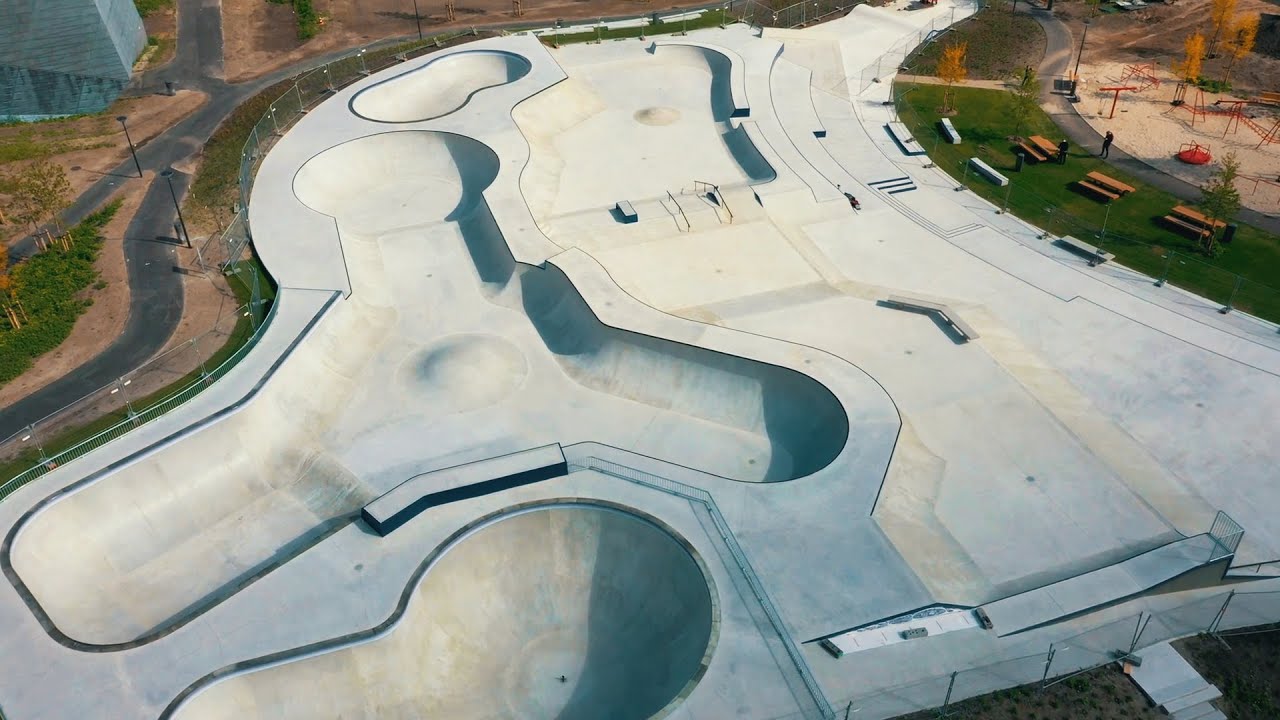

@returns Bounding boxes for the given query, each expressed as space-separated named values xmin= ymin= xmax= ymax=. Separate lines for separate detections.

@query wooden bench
xmin=1164 ymin=205 xmax=1225 ymax=239
xmin=1077 ymin=179 xmax=1120 ymax=201
xmin=1259 ymin=91 xmax=1280 ymax=106
xmin=939 ymin=117 xmax=961 ymax=144
xmin=968 ymin=157 xmax=1008 ymax=187
xmin=1017 ymin=141 xmax=1050 ymax=162
xmin=1087 ymin=171 xmax=1136 ymax=195
xmin=1056 ymin=235 xmax=1115 ymax=265
xmin=885 ymin=295 xmax=980 ymax=341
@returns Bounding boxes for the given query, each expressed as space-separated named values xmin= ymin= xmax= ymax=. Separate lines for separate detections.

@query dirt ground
xmin=1 ymin=89 xmax=208 ymax=248
xmin=1055 ymin=0 xmax=1280 ymax=96
xmin=1075 ymin=59 xmax=1280 ymax=215
xmin=138 ymin=4 xmax=180 ymax=71
xmin=1179 ymin=628 xmax=1280 ymax=720
xmin=222 ymin=0 xmax=705 ymax=81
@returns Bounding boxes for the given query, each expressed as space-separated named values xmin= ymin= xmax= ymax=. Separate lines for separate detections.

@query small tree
xmin=1008 ymin=67 xmax=1042 ymax=138
xmin=10 ymin=160 xmax=72 ymax=233
xmin=1173 ymin=32 xmax=1205 ymax=83
xmin=1200 ymin=152 xmax=1241 ymax=254
xmin=1206 ymin=0 xmax=1237 ymax=58
xmin=1084 ymin=0 xmax=1101 ymax=18
xmin=936 ymin=41 xmax=968 ymax=115
xmin=1221 ymin=13 xmax=1258 ymax=85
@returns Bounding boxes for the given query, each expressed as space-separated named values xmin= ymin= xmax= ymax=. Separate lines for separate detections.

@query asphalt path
xmin=1028 ymin=6 xmax=1280 ymax=235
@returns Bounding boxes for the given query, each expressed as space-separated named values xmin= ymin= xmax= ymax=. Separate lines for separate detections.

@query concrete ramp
xmin=169 ymin=503 xmax=716 ymax=720
xmin=350 ymin=50 xmax=531 ymax=123
xmin=981 ymin=534 xmax=1223 ymax=636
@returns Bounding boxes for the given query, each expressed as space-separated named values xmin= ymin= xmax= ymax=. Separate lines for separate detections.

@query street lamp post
xmin=117 ymin=116 xmax=143 ymax=178
xmin=160 ymin=169 xmax=191 ymax=247
xmin=1072 ymin=20 xmax=1090 ymax=83
xmin=412 ymin=0 xmax=423 ymax=40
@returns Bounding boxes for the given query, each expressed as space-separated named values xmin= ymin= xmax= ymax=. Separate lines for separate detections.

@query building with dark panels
xmin=0 ymin=0 xmax=146 ymax=119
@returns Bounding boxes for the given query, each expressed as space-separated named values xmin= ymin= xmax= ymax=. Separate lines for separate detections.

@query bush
xmin=293 ymin=0 xmax=321 ymax=40
xmin=0 ymin=201 xmax=120 ymax=385
xmin=132 ymin=0 xmax=174 ymax=17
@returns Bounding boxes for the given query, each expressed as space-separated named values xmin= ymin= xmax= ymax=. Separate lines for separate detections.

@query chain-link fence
xmin=853 ymin=1 xmax=983 ymax=95
xmin=820 ymin=589 xmax=1280 ymax=719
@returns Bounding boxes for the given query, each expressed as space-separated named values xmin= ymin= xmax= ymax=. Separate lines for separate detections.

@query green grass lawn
xmin=906 ymin=6 xmax=1046 ymax=80
xmin=896 ymin=82 xmax=1280 ymax=321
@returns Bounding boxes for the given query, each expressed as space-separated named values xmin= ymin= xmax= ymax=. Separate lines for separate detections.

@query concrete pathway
xmin=1129 ymin=641 xmax=1226 ymax=720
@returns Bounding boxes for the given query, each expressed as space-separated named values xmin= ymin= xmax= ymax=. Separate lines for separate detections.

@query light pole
xmin=412 ymin=0 xmax=423 ymax=40
xmin=1072 ymin=20 xmax=1090 ymax=83
xmin=117 ymin=115 xmax=142 ymax=178
xmin=160 ymin=169 xmax=190 ymax=247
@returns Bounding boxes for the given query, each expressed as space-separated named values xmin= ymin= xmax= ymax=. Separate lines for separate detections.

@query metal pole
xmin=1154 ymin=253 xmax=1173 ymax=286
xmin=1040 ymin=206 xmax=1055 ymax=238
xmin=1001 ymin=181 xmax=1013 ymax=213
xmin=1210 ymin=590 xmax=1236 ymax=635
xmin=939 ymin=671 xmax=958 ymax=717
xmin=1040 ymin=644 xmax=1056 ymax=692
xmin=160 ymin=169 xmax=190 ymax=247
xmin=1128 ymin=613 xmax=1150 ymax=654
xmin=1073 ymin=21 xmax=1089 ymax=81
xmin=117 ymin=116 xmax=143 ymax=178
xmin=412 ymin=0 xmax=423 ymax=39
xmin=1221 ymin=276 xmax=1243 ymax=314
xmin=1098 ymin=202 xmax=1111 ymax=241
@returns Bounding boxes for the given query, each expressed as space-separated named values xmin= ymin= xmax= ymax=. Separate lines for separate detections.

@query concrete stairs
xmin=867 ymin=175 xmax=918 ymax=195
xmin=1129 ymin=642 xmax=1225 ymax=720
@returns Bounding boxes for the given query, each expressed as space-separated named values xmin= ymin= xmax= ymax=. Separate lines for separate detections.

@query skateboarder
xmin=1057 ymin=139 xmax=1070 ymax=165
xmin=1100 ymin=130 xmax=1114 ymax=158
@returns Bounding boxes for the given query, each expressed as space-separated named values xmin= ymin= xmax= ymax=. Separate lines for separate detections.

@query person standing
xmin=1057 ymin=139 xmax=1070 ymax=165
xmin=1100 ymin=130 xmax=1114 ymax=158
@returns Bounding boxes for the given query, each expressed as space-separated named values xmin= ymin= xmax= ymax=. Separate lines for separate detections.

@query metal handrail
xmin=666 ymin=190 xmax=691 ymax=231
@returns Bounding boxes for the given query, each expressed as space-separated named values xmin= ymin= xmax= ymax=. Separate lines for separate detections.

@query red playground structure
xmin=1120 ymin=63 xmax=1161 ymax=92
xmin=1177 ymin=142 xmax=1212 ymax=164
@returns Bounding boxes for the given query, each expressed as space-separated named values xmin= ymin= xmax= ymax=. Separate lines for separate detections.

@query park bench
xmin=1017 ymin=140 xmax=1050 ymax=162
xmin=939 ymin=117 xmax=961 ymax=144
xmin=1077 ymin=178 xmax=1121 ymax=201
xmin=1056 ymin=235 xmax=1115 ymax=265
xmin=1086 ymin=171 xmax=1135 ymax=195
xmin=885 ymin=294 xmax=980 ymax=341
xmin=967 ymin=157 xmax=1008 ymax=186
xmin=1163 ymin=205 xmax=1224 ymax=239
xmin=1260 ymin=91 xmax=1280 ymax=106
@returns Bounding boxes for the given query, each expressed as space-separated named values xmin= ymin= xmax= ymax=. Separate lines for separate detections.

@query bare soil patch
xmin=1179 ymin=629 xmax=1280 ymax=719
xmin=222 ymin=0 xmax=710 ymax=81
xmin=138 ymin=3 xmax=179 ymax=71
xmin=908 ymin=9 xmax=1047 ymax=80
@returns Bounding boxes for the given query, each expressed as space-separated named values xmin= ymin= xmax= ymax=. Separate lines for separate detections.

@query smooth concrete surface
xmin=1 ymin=3 xmax=1280 ymax=719
xmin=171 ymin=503 xmax=716 ymax=720
xmin=350 ymin=49 xmax=531 ymax=123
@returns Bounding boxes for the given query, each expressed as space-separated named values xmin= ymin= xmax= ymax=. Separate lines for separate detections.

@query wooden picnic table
xmin=1086 ymin=171 xmax=1136 ymax=195
xmin=1029 ymin=135 xmax=1059 ymax=155
xmin=1172 ymin=205 xmax=1226 ymax=229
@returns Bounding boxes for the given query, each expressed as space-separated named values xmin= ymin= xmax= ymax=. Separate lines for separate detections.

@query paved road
xmin=1028 ymin=6 xmax=1280 ymax=235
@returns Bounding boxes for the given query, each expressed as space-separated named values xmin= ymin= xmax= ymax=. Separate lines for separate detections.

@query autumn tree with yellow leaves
xmin=1174 ymin=32 xmax=1205 ymax=83
xmin=936 ymin=41 xmax=968 ymax=115
xmin=1221 ymin=13 xmax=1259 ymax=85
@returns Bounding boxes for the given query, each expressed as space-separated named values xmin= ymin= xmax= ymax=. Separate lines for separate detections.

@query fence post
xmin=1128 ymin=612 xmax=1150 ymax=655
xmin=957 ymin=160 xmax=970 ymax=190
xmin=1039 ymin=643 xmax=1056 ymax=694
xmin=1210 ymin=590 xmax=1236 ymax=635
xmin=938 ymin=671 xmax=958 ymax=717
xmin=1154 ymin=252 xmax=1174 ymax=287
xmin=1220 ymin=276 xmax=1243 ymax=314
xmin=294 ymin=83 xmax=305 ymax=114
xmin=269 ymin=105 xmax=280 ymax=135
xmin=999 ymin=181 xmax=1013 ymax=214
xmin=1039 ymin=206 xmax=1055 ymax=238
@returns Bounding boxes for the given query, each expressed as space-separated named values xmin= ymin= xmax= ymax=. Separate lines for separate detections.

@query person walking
xmin=1100 ymin=130 xmax=1114 ymax=158
xmin=1057 ymin=139 xmax=1070 ymax=165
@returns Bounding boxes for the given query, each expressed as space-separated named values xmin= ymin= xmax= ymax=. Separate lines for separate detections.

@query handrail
xmin=693 ymin=180 xmax=733 ymax=224
xmin=666 ymin=190 xmax=691 ymax=231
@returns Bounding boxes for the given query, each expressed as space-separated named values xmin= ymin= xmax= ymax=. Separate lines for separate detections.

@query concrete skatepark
xmin=2 ymin=2 xmax=1280 ymax=718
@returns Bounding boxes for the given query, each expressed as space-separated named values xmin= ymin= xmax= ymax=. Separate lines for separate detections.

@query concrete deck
xmin=1 ymin=1 xmax=1279 ymax=718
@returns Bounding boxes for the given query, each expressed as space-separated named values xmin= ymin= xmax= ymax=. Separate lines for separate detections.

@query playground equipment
xmin=1177 ymin=142 xmax=1212 ymax=164
xmin=1120 ymin=63 xmax=1161 ymax=92
xmin=1098 ymin=85 xmax=1138 ymax=119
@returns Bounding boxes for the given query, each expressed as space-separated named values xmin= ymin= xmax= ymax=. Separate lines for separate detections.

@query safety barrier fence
xmin=570 ymin=456 xmax=835 ymax=719
xmin=854 ymin=0 xmax=983 ymax=95
xmin=890 ymin=96 xmax=1280 ymax=325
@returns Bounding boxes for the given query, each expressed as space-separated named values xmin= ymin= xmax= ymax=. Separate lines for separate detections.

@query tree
xmin=9 ymin=160 xmax=72 ymax=233
xmin=1221 ymin=13 xmax=1259 ymax=85
xmin=936 ymin=41 xmax=968 ymax=115
xmin=1084 ymin=0 xmax=1102 ymax=18
xmin=1206 ymin=0 xmax=1237 ymax=58
xmin=1008 ymin=66 xmax=1042 ymax=138
xmin=1173 ymin=32 xmax=1205 ymax=83
xmin=1200 ymin=152 xmax=1241 ymax=255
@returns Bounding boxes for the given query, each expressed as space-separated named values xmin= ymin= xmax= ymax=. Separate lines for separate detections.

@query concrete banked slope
xmin=169 ymin=504 xmax=717 ymax=720
xmin=6 ymin=35 xmax=872 ymax=649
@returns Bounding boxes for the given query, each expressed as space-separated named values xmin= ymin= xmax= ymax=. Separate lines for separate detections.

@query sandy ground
xmin=222 ymin=0 xmax=703 ymax=81
xmin=1 ymin=90 xmax=209 ymax=248
xmin=1075 ymin=59 xmax=1280 ymax=215
xmin=1055 ymin=0 xmax=1280 ymax=95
